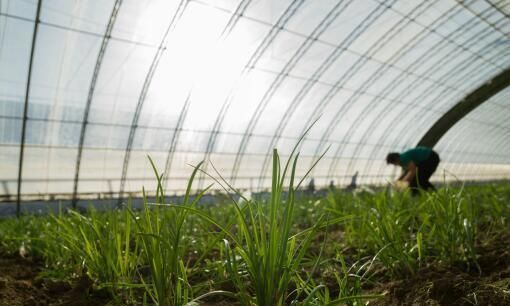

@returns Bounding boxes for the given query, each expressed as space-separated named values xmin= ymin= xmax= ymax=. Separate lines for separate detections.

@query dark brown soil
xmin=0 ymin=254 xmax=111 ymax=306
xmin=369 ymin=233 xmax=510 ymax=306
xmin=1 ymin=233 xmax=509 ymax=305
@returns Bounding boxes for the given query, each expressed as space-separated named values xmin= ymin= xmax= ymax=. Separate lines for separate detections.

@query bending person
xmin=386 ymin=146 xmax=440 ymax=195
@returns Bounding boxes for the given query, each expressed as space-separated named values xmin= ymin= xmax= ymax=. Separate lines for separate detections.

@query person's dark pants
xmin=409 ymin=151 xmax=440 ymax=196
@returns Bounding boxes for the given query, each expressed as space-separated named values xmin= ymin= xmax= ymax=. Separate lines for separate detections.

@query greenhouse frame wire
xmin=0 ymin=0 xmax=509 ymax=213
xmin=16 ymin=0 xmax=43 ymax=216
xmin=72 ymin=0 xmax=123 ymax=208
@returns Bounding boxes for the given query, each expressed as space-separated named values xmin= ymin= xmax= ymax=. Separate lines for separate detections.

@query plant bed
xmin=1 ymin=229 xmax=509 ymax=305
xmin=369 ymin=232 xmax=510 ymax=305
xmin=0 ymin=252 xmax=111 ymax=306
xmin=1 ymin=147 xmax=509 ymax=305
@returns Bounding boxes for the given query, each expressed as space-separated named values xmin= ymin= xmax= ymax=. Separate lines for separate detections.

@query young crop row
xmin=0 ymin=151 xmax=509 ymax=305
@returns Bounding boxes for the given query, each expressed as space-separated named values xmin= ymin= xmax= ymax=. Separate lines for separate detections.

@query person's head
xmin=386 ymin=152 xmax=400 ymax=166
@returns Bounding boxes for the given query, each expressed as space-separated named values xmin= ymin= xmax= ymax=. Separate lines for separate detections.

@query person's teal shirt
xmin=399 ymin=147 xmax=432 ymax=168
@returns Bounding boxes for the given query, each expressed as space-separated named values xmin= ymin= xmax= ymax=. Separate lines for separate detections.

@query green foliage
xmin=1 ymin=166 xmax=509 ymax=306
xmin=327 ymin=184 xmax=510 ymax=278
xmin=49 ymin=205 xmax=141 ymax=297
xmin=126 ymin=157 xmax=211 ymax=306
xmin=216 ymin=148 xmax=326 ymax=306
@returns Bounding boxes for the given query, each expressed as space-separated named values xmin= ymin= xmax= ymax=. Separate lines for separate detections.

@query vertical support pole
xmin=17 ymin=0 xmax=43 ymax=217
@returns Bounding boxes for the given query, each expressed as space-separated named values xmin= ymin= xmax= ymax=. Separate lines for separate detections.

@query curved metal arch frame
xmin=309 ymin=0 xmax=505 ymax=182
xmin=441 ymin=107 xmax=510 ymax=165
xmin=171 ymin=0 xmax=305 ymax=186
xmin=418 ymin=67 xmax=510 ymax=148
xmin=371 ymin=56 xmax=510 ymax=182
xmin=10 ymin=0 xmax=510 ymax=203
xmin=307 ymin=0 xmax=437 ymax=159
xmin=255 ymin=1 xmax=394 ymax=189
xmin=389 ymin=101 xmax=510 ymax=183
xmin=195 ymin=0 xmax=254 ymax=190
xmin=0 ymin=11 xmax=164 ymax=49
xmin=254 ymin=0 xmax=394 ymax=189
xmin=334 ymin=4 xmax=490 ymax=178
xmin=450 ymin=129 xmax=510 ymax=180
xmin=456 ymin=0 xmax=510 ymax=38
xmin=370 ymin=59 xmax=510 ymax=183
xmin=225 ymin=0 xmax=307 ymax=183
xmin=443 ymin=117 xmax=510 ymax=177
xmin=197 ymin=0 xmax=288 ymax=165
xmin=227 ymin=0 xmax=350 ymax=182
xmin=169 ymin=0 xmax=305 ymax=191
xmin=150 ymin=0 xmax=306 ymax=193
xmin=485 ymin=0 xmax=510 ymax=19
xmin=390 ymin=50 xmax=510 ymax=156
xmin=161 ymin=93 xmax=192 ymax=192
xmin=335 ymin=4 xmax=508 ymax=182
xmin=363 ymin=71 xmax=503 ymax=185
xmin=437 ymin=91 xmax=510 ymax=180
xmin=386 ymin=18 xmax=510 ymax=151
xmin=16 ymin=0 xmax=43 ymax=217
xmin=71 ymin=0 xmax=123 ymax=208
xmin=118 ymin=0 xmax=189 ymax=205
xmin=344 ymin=29 xmax=506 ymax=182
xmin=165 ymin=0 xmax=310 ymax=189
xmin=321 ymin=3 xmax=509 ymax=184
xmin=257 ymin=0 xmax=428 ymax=188
xmin=289 ymin=0 xmax=400 ymax=137
xmin=350 ymin=41 xmax=510 ymax=183
xmin=319 ymin=1 xmax=457 ymax=180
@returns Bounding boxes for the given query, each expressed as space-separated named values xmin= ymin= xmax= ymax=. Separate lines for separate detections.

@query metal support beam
xmin=72 ymin=0 xmax=123 ymax=209
xmin=196 ymin=0 xmax=252 ymax=190
xmin=326 ymin=1 xmax=508 ymax=182
xmin=256 ymin=0 xmax=388 ymax=188
xmin=230 ymin=0 xmax=347 ymax=184
xmin=485 ymin=0 xmax=510 ymax=19
xmin=16 ymin=0 xmax=42 ymax=217
xmin=118 ymin=0 xmax=188 ymax=207
xmin=338 ymin=2 xmax=505 ymax=180
xmin=418 ymin=67 xmax=510 ymax=148
xmin=311 ymin=0 xmax=497 ymax=180
xmin=0 ymin=11 xmax=160 ymax=49
xmin=162 ymin=95 xmax=191 ymax=192
xmin=228 ymin=0 xmax=306 ymax=183
xmin=372 ymin=52 xmax=509 ymax=180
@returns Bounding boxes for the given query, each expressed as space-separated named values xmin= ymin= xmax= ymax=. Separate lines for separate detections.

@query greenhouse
xmin=0 ymin=0 xmax=509 ymax=305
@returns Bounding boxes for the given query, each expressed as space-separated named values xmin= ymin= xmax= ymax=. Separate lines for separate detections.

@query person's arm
xmin=397 ymin=170 xmax=407 ymax=180
xmin=401 ymin=162 xmax=417 ymax=182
